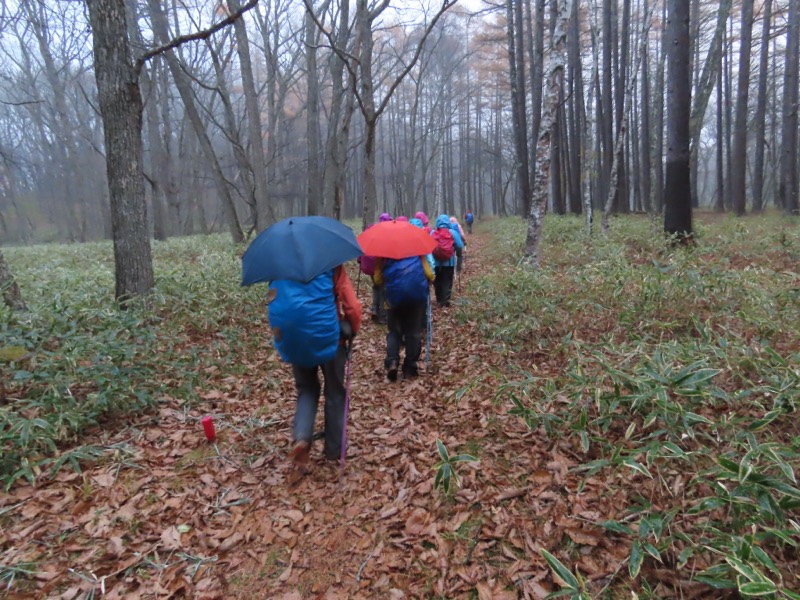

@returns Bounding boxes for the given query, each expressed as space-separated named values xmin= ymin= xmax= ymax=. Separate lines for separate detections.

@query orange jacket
xmin=333 ymin=266 xmax=362 ymax=335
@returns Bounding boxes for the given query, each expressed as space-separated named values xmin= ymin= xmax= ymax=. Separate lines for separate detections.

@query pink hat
xmin=414 ymin=211 xmax=429 ymax=226
xmin=396 ymin=216 xmax=409 ymax=222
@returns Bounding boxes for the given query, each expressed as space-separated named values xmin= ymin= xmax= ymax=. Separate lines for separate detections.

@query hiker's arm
xmin=421 ymin=256 xmax=435 ymax=282
xmin=453 ymin=230 xmax=464 ymax=249
xmin=334 ymin=266 xmax=362 ymax=335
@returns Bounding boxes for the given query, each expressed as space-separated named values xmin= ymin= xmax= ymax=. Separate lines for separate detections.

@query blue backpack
xmin=267 ymin=271 xmax=340 ymax=368
xmin=465 ymin=212 xmax=474 ymax=224
xmin=383 ymin=257 xmax=428 ymax=307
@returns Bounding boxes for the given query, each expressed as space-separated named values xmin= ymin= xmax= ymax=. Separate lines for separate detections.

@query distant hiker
xmin=396 ymin=216 xmax=409 ymax=222
xmin=359 ymin=212 xmax=392 ymax=324
xmin=449 ymin=216 xmax=466 ymax=274
xmin=465 ymin=211 xmax=474 ymax=234
xmin=430 ymin=214 xmax=464 ymax=307
xmin=373 ymin=252 xmax=434 ymax=381
xmin=269 ymin=266 xmax=362 ymax=466
xmin=409 ymin=218 xmax=435 ymax=271
xmin=414 ymin=211 xmax=431 ymax=234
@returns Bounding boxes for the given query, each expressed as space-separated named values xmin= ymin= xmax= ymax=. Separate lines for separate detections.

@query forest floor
xmin=1 ymin=229 xmax=613 ymax=600
xmin=2 ymin=215 xmax=798 ymax=599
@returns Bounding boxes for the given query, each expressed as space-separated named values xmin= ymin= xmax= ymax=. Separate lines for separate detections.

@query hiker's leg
xmin=321 ymin=345 xmax=347 ymax=459
xmin=402 ymin=302 xmax=426 ymax=376
xmin=456 ymin=247 xmax=464 ymax=273
xmin=385 ymin=307 xmax=402 ymax=369
xmin=376 ymin=284 xmax=387 ymax=322
xmin=371 ymin=284 xmax=380 ymax=319
xmin=291 ymin=365 xmax=320 ymax=445
xmin=440 ymin=267 xmax=455 ymax=305
xmin=433 ymin=267 xmax=444 ymax=304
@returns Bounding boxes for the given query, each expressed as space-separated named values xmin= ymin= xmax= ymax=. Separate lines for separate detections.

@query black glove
xmin=339 ymin=319 xmax=354 ymax=341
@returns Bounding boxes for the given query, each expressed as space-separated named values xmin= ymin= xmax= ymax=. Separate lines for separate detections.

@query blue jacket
xmin=410 ymin=218 xmax=436 ymax=271
xmin=431 ymin=214 xmax=464 ymax=267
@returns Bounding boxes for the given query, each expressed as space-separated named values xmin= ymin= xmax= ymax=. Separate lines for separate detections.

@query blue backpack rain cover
xmin=267 ymin=271 xmax=340 ymax=368
xmin=383 ymin=257 xmax=428 ymax=307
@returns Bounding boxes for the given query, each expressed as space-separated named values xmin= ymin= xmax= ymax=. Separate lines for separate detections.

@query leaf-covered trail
xmin=1 ymin=230 xmax=629 ymax=599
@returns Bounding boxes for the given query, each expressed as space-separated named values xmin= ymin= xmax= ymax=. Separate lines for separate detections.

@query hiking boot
xmin=403 ymin=366 xmax=419 ymax=379
xmin=387 ymin=361 xmax=399 ymax=382
xmin=289 ymin=440 xmax=311 ymax=466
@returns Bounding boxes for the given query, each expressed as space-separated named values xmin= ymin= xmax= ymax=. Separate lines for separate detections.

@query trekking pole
xmin=426 ymin=293 xmax=432 ymax=372
xmin=339 ymin=339 xmax=353 ymax=480
xmin=356 ymin=267 xmax=363 ymax=297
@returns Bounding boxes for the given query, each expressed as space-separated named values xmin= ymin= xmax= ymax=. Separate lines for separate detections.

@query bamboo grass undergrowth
xmin=472 ymin=213 xmax=799 ymax=597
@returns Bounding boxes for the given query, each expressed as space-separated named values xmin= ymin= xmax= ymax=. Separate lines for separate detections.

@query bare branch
xmin=133 ymin=0 xmax=259 ymax=77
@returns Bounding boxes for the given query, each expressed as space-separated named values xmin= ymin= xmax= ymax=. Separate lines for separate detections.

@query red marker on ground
xmin=201 ymin=415 xmax=216 ymax=442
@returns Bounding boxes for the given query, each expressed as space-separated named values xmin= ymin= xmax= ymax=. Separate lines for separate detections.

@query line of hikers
xmin=261 ymin=210 xmax=475 ymax=469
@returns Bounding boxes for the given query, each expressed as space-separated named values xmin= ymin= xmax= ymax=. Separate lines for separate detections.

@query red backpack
xmin=431 ymin=228 xmax=455 ymax=261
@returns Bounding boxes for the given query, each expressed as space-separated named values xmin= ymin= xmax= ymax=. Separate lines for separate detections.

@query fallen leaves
xmin=0 ymin=232 xmax=645 ymax=599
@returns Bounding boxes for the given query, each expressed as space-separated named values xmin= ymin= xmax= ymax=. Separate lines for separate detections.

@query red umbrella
xmin=357 ymin=220 xmax=437 ymax=259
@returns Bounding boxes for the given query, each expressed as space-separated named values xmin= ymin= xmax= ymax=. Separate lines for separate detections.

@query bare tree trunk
xmin=715 ymin=64 xmax=725 ymax=212
xmin=525 ymin=0 xmax=571 ymax=264
xmin=731 ymin=0 xmax=754 ymax=216
xmin=779 ymin=0 xmax=800 ymax=215
xmin=304 ymin=2 xmax=326 ymax=216
xmin=751 ymin=0 xmax=772 ymax=213
xmin=508 ymin=0 xmax=531 ymax=217
xmin=0 ymin=249 xmax=27 ymax=311
xmin=639 ymin=0 xmax=652 ymax=214
xmin=86 ymin=0 xmax=154 ymax=304
xmin=145 ymin=0 xmax=244 ymax=243
xmin=601 ymin=0 xmax=654 ymax=231
xmin=228 ymin=0 xmax=273 ymax=231
xmin=664 ymin=0 xmax=693 ymax=241
xmin=689 ymin=0 xmax=732 ymax=206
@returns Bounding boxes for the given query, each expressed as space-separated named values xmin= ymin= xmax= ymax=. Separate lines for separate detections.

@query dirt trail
xmin=1 ymin=229 xmax=627 ymax=599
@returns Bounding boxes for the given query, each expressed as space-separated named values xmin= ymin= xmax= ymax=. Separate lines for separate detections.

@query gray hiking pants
xmin=291 ymin=344 xmax=347 ymax=460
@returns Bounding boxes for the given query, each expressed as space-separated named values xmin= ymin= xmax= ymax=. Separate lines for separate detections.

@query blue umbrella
xmin=241 ymin=216 xmax=363 ymax=285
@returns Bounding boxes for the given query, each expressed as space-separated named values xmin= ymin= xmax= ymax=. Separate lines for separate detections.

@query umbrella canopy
xmin=356 ymin=220 xmax=437 ymax=260
xmin=241 ymin=216 xmax=362 ymax=285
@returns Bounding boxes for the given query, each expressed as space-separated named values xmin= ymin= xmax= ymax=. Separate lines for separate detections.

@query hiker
xmin=465 ymin=210 xmax=474 ymax=234
xmin=269 ymin=265 xmax=362 ymax=466
xmin=409 ymin=218 xmax=435 ymax=271
xmin=373 ymin=251 xmax=434 ymax=381
xmin=396 ymin=215 xmax=409 ymax=222
xmin=414 ymin=211 xmax=431 ymax=234
xmin=449 ymin=216 xmax=466 ymax=274
xmin=359 ymin=212 xmax=392 ymax=324
xmin=430 ymin=214 xmax=464 ymax=307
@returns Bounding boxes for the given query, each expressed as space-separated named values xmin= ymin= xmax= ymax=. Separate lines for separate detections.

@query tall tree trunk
xmin=305 ymin=2 xmax=324 ymax=216
xmin=567 ymin=1 xmax=584 ymax=215
xmin=86 ymin=0 xmax=154 ymax=303
xmin=600 ymin=0 xmax=614 ymax=210
xmin=229 ymin=0 xmax=273 ymax=231
xmin=508 ymin=0 xmax=532 ymax=217
xmin=779 ymin=0 xmax=800 ymax=215
xmin=689 ymin=0 xmax=733 ymax=206
xmin=145 ymin=0 xmax=244 ymax=243
xmin=639 ymin=0 xmax=652 ymax=214
xmin=751 ymin=0 xmax=772 ymax=213
xmin=653 ymin=0 xmax=666 ymax=213
xmin=715 ymin=65 xmax=725 ymax=212
xmin=525 ymin=0 xmax=571 ymax=264
xmin=731 ymin=0 xmax=754 ymax=216
xmin=664 ymin=0 xmax=693 ymax=241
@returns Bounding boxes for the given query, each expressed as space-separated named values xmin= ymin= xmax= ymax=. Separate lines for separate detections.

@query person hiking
xmin=464 ymin=210 xmax=474 ymax=234
xmin=449 ymin=216 xmax=466 ymax=274
xmin=430 ymin=214 xmax=464 ymax=307
xmin=268 ymin=265 xmax=362 ymax=467
xmin=359 ymin=212 xmax=392 ymax=324
xmin=373 ymin=252 xmax=434 ymax=381
xmin=414 ymin=211 xmax=431 ymax=234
